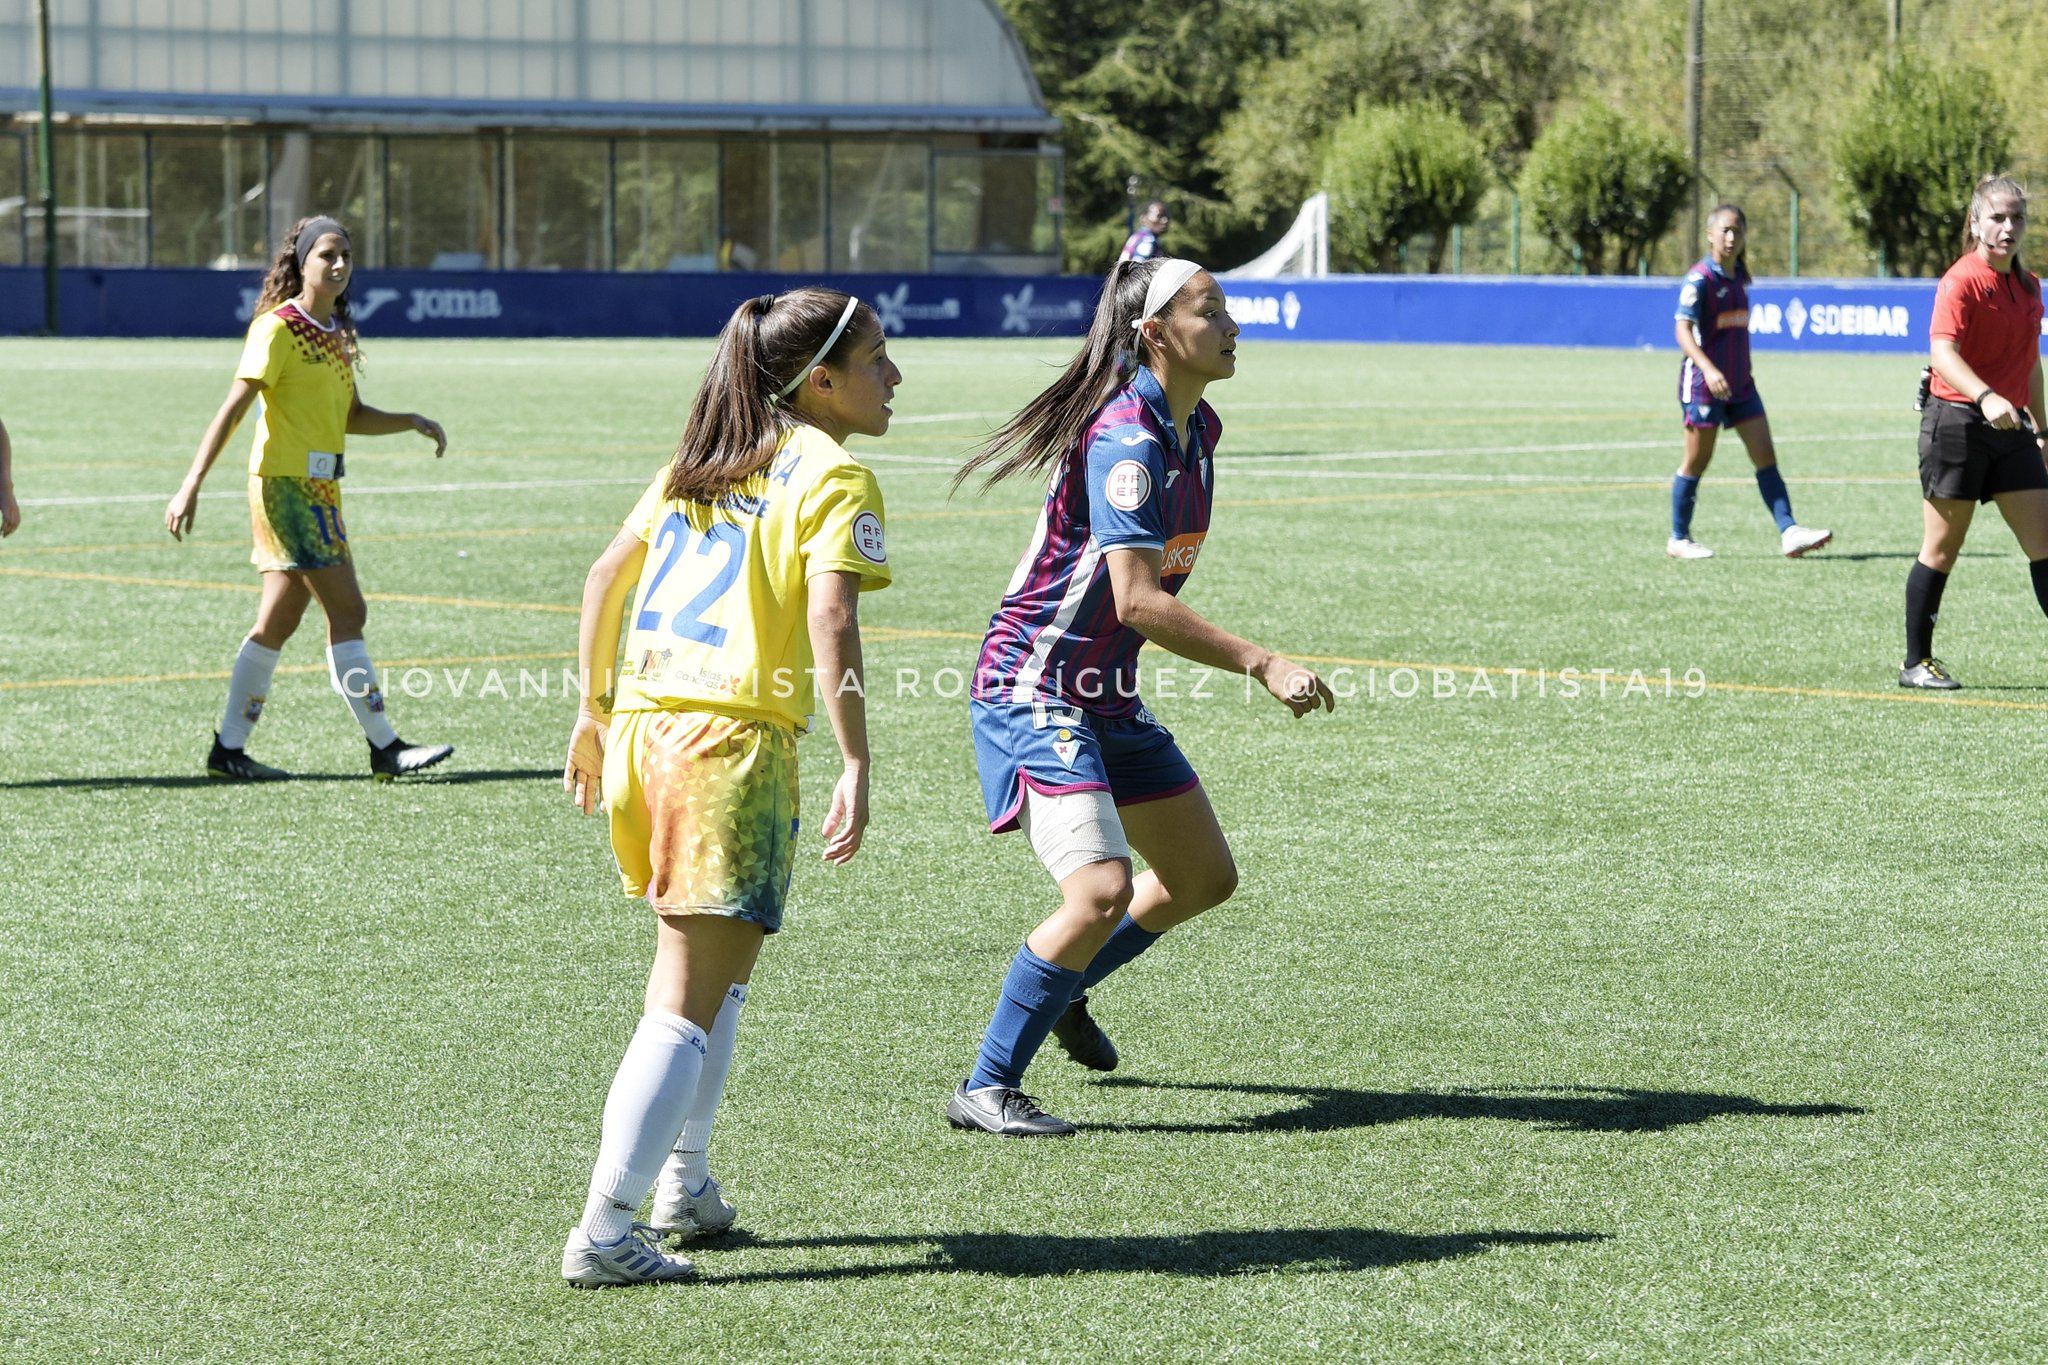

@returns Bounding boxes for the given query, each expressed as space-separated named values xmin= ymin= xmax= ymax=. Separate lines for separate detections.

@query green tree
xmin=1835 ymin=57 xmax=2011 ymax=277
xmin=1322 ymin=104 xmax=1489 ymax=272
xmin=1518 ymin=103 xmax=1691 ymax=274
xmin=995 ymin=1 xmax=1299 ymax=271
xmin=1210 ymin=0 xmax=1584 ymax=241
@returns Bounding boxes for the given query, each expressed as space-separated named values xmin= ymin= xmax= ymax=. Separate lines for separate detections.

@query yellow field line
xmin=6 ymin=472 xmax=1928 ymax=556
xmin=1 ymin=650 xmax=578 ymax=693
xmin=0 ymin=564 xmax=577 ymax=614
xmin=0 ymin=523 xmax=615 ymax=558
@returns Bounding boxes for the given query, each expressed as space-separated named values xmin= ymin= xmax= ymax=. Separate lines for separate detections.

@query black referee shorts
xmin=1918 ymin=400 xmax=2048 ymax=503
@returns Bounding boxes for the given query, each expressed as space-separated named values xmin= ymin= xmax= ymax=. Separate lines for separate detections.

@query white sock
xmin=579 ymin=1010 xmax=708 ymax=1244
xmin=663 ymin=983 xmax=748 ymax=1192
xmin=218 ymin=638 xmax=281 ymax=749
xmin=326 ymin=639 xmax=398 ymax=748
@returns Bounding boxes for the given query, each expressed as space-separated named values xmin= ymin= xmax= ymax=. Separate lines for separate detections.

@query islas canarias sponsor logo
xmin=1160 ymin=531 xmax=1205 ymax=576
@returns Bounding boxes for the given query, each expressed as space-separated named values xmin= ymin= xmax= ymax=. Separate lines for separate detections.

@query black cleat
xmin=207 ymin=733 xmax=288 ymax=782
xmin=369 ymin=736 xmax=454 ymax=781
xmin=1899 ymin=658 xmax=1961 ymax=691
xmin=946 ymin=1082 xmax=1077 ymax=1137
xmin=1049 ymin=994 xmax=1119 ymax=1072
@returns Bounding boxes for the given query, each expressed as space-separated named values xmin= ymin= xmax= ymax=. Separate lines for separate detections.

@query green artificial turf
xmin=1 ymin=336 xmax=2043 ymax=1360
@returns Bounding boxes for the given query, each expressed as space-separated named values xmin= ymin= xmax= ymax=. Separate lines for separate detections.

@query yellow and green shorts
xmin=249 ymin=475 xmax=350 ymax=572
xmin=603 ymin=708 xmax=800 ymax=932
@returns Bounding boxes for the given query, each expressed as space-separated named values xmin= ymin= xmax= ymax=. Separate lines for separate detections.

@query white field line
xmin=19 ymin=429 xmax=1911 ymax=507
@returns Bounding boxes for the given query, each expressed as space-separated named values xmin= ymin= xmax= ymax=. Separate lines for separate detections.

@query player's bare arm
xmin=806 ymin=569 xmax=870 ymax=864
xmin=347 ymin=394 xmax=447 ymax=455
xmin=166 ymin=378 xmax=264 ymax=540
xmin=1673 ymin=317 xmax=1730 ymax=399
xmin=0 ymin=416 xmax=17 ymax=537
xmin=564 ymin=527 xmax=646 ymax=815
xmin=1104 ymin=545 xmax=1333 ymax=717
xmin=1931 ymin=337 xmax=2020 ymax=430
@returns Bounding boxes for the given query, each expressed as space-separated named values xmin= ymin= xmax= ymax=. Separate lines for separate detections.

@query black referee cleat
xmin=207 ymin=733 xmax=289 ymax=782
xmin=947 ymin=1083 xmax=1077 ymax=1137
xmin=1050 ymin=994 xmax=1120 ymax=1072
xmin=1899 ymin=658 xmax=1961 ymax=691
xmin=369 ymin=736 xmax=455 ymax=781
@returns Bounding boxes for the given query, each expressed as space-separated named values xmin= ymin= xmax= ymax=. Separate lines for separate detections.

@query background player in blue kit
xmin=1118 ymin=200 xmax=1171 ymax=264
xmin=945 ymin=258 xmax=1335 ymax=1137
xmin=1668 ymin=204 xmax=1833 ymax=561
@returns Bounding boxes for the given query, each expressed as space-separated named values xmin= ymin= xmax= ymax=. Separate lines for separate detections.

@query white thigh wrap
xmin=1017 ymin=785 xmax=1131 ymax=885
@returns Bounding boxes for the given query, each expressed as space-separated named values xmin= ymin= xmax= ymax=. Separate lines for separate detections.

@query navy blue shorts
xmin=1681 ymin=389 xmax=1766 ymax=429
xmin=970 ymin=697 xmax=1199 ymax=832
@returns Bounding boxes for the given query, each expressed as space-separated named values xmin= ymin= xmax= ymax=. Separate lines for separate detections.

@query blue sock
xmin=967 ymin=945 xmax=1085 ymax=1092
xmin=1671 ymin=474 xmax=1701 ymax=539
xmin=1080 ymin=915 xmax=1162 ymax=991
xmin=1754 ymin=465 xmax=1795 ymax=531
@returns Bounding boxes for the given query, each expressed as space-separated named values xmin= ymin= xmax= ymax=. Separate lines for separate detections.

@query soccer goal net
xmin=1218 ymin=193 xmax=1328 ymax=279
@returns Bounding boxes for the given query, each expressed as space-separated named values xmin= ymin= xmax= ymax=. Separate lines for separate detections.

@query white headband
xmin=778 ymin=296 xmax=861 ymax=398
xmin=1131 ymin=259 xmax=1204 ymax=332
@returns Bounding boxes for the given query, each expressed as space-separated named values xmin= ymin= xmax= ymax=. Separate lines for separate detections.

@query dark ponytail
xmin=254 ymin=214 xmax=361 ymax=369
xmin=662 ymin=287 xmax=878 ymax=505
xmin=1965 ymin=175 xmax=2035 ymax=295
xmin=953 ymin=259 xmax=1184 ymax=492
xmin=1707 ymin=203 xmax=1750 ymax=284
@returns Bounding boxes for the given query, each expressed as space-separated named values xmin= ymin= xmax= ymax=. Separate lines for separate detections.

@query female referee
xmin=946 ymin=258 xmax=1335 ymax=1138
xmin=164 ymin=215 xmax=452 ymax=781
xmin=1668 ymin=203 xmax=1832 ymax=560
xmin=1900 ymin=175 xmax=2048 ymax=690
xmin=559 ymin=288 xmax=896 ymax=1285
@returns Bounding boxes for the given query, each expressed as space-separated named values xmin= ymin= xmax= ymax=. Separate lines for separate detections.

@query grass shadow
xmin=1801 ymin=551 xmax=1997 ymax=562
xmin=1083 ymin=1078 xmax=1863 ymax=1135
xmin=690 ymin=1226 xmax=1607 ymax=1285
xmin=0 ymin=767 xmax=557 ymax=792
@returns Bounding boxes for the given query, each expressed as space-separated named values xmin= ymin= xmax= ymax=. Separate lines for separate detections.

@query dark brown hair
xmin=662 ymin=287 xmax=879 ymax=504
xmin=1707 ymin=203 xmax=1751 ymax=284
xmin=1965 ymin=175 xmax=2035 ymax=294
xmin=953 ymin=259 xmax=1186 ymax=491
xmin=254 ymin=215 xmax=360 ymax=369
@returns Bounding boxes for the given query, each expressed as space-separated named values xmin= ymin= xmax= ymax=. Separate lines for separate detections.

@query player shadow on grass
xmin=692 ymin=1226 xmax=1607 ymax=1285
xmin=0 ymin=767 xmax=558 ymax=791
xmin=1083 ymin=1078 xmax=1862 ymax=1136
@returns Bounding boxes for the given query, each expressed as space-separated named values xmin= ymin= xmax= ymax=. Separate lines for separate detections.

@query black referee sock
xmin=2031 ymin=558 xmax=2048 ymax=620
xmin=1905 ymin=560 xmax=1950 ymax=666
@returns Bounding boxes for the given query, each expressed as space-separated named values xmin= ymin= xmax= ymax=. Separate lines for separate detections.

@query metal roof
xmin=0 ymin=0 xmax=1058 ymax=134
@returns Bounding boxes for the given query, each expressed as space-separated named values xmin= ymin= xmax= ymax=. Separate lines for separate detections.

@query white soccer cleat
xmin=561 ymin=1224 xmax=696 ymax=1288
xmin=1667 ymin=536 xmax=1715 ymax=560
xmin=1781 ymin=524 xmax=1833 ymax=558
xmin=650 ymin=1170 xmax=737 ymax=1239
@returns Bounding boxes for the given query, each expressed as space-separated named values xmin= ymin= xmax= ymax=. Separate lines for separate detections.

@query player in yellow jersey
xmin=164 ymin=216 xmax=453 ymax=782
xmin=558 ymin=288 xmax=896 ymax=1287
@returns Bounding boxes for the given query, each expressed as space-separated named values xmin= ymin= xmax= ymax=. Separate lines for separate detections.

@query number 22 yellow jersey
xmin=613 ymin=424 xmax=891 ymax=731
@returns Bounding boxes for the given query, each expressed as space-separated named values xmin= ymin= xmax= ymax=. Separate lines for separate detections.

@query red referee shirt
xmin=1929 ymin=251 xmax=2045 ymax=409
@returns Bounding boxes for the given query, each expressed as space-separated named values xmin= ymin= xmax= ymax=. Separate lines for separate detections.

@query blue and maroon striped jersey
xmin=1676 ymin=257 xmax=1755 ymax=402
xmin=973 ymin=366 xmax=1218 ymax=719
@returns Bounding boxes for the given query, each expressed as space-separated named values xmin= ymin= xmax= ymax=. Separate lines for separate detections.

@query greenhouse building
xmin=0 ymin=0 xmax=1064 ymax=276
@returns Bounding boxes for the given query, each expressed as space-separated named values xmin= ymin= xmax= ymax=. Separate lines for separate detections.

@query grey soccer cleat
xmin=561 ymin=1223 xmax=696 ymax=1288
xmin=1899 ymin=658 xmax=1961 ymax=691
xmin=650 ymin=1170 xmax=737 ymax=1240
